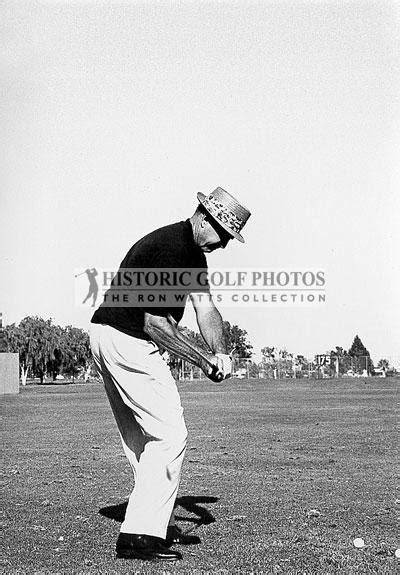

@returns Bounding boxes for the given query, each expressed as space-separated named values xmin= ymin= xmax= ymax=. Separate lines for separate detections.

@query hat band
xmin=202 ymin=196 xmax=243 ymax=233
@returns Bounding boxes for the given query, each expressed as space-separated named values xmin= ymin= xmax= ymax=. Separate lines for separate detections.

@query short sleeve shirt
xmin=91 ymin=219 xmax=209 ymax=339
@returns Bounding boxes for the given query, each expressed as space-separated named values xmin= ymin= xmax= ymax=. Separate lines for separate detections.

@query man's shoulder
xmin=136 ymin=220 xmax=191 ymax=258
xmin=121 ymin=219 xmax=203 ymax=267
xmin=145 ymin=220 xmax=189 ymax=244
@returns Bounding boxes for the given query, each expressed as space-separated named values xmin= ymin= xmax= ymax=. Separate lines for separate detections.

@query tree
xmin=277 ymin=349 xmax=293 ymax=378
xmin=25 ymin=317 xmax=59 ymax=383
xmin=295 ymin=354 xmax=307 ymax=367
xmin=260 ymin=347 xmax=296 ymax=378
xmin=248 ymin=361 xmax=259 ymax=378
xmin=3 ymin=317 xmax=59 ymax=384
xmin=62 ymin=326 xmax=92 ymax=380
xmin=259 ymin=347 xmax=276 ymax=378
xmin=261 ymin=347 xmax=275 ymax=362
xmin=46 ymin=324 xmax=65 ymax=380
xmin=222 ymin=321 xmax=252 ymax=358
xmin=4 ymin=318 xmax=93 ymax=384
xmin=377 ymin=359 xmax=389 ymax=370
xmin=329 ymin=346 xmax=352 ymax=376
xmin=349 ymin=335 xmax=368 ymax=356
xmin=348 ymin=335 xmax=373 ymax=374
xmin=294 ymin=355 xmax=308 ymax=377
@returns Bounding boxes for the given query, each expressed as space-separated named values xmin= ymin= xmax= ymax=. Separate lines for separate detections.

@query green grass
xmin=1 ymin=377 xmax=399 ymax=574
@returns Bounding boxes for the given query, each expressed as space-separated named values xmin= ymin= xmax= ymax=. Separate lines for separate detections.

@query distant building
xmin=0 ymin=312 xmax=19 ymax=394
xmin=0 ymin=312 xmax=6 ymax=352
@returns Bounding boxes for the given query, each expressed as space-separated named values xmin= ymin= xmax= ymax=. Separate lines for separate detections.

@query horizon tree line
xmin=1 ymin=316 xmax=395 ymax=382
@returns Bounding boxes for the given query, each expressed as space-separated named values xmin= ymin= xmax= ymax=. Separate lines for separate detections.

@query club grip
xmin=210 ymin=363 xmax=224 ymax=382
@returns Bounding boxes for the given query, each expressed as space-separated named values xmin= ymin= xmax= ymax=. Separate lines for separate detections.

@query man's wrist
xmin=215 ymin=353 xmax=232 ymax=378
xmin=212 ymin=344 xmax=228 ymax=354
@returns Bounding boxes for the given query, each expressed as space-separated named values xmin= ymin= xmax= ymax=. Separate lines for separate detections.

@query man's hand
xmin=204 ymin=355 xmax=224 ymax=382
xmin=215 ymin=353 xmax=232 ymax=379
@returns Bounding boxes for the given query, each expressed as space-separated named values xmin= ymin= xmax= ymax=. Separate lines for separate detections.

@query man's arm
xmin=189 ymin=293 xmax=227 ymax=354
xmin=143 ymin=312 xmax=222 ymax=380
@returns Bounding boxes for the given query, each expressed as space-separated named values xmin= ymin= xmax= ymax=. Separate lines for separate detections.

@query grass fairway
xmin=2 ymin=377 xmax=399 ymax=574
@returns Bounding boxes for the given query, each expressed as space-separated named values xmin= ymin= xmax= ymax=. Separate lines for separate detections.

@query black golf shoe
xmin=165 ymin=525 xmax=201 ymax=546
xmin=116 ymin=533 xmax=182 ymax=562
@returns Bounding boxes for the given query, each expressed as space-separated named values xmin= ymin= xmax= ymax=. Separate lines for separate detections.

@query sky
xmin=1 ymin=0 xmax=399 ymax=365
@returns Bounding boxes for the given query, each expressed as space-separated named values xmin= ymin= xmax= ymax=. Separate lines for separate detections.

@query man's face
xmin=200 ymin=217 xmax=233 ymax=252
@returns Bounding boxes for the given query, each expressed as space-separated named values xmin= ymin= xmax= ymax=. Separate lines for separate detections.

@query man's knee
xmin=165 ymin=424 xmax=187 ymax=481
xmin=162 ymin=420 xmax=187 ymax=454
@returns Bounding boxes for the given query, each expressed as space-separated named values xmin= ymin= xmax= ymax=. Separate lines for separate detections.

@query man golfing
xmin=90 ymin=187 xmax=251 ymax=562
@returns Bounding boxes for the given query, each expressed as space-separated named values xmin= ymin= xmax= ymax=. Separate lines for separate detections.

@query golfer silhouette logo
xmin=80 ymin=268 xmax=99 ymax=307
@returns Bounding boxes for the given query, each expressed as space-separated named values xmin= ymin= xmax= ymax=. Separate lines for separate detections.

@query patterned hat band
xmin=202 ymin=196 xmax=243 ymax=233
xmin=197 ymin=187 xmax=251 ymax=242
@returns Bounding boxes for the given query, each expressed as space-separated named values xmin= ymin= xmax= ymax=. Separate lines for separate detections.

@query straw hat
xmin=197 ymin=187 xmax=251 ymax=243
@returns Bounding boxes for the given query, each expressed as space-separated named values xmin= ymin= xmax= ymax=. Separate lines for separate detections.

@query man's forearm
xmin=197 ymin=307 xmax=227 ymax=355
xmin=143 ymin=315 xmax=216 ymax=372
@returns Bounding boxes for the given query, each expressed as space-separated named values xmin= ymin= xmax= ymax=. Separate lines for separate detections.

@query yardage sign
xmin=315 ymin=354 xmax=331 ymax=366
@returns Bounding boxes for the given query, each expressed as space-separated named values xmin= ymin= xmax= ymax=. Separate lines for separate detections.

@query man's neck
xmin=189 ymin=214 xmax=202 ymax=247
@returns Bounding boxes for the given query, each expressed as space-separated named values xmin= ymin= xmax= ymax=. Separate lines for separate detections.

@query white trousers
xmin=90 ymin=323 xmax=187 ymax=538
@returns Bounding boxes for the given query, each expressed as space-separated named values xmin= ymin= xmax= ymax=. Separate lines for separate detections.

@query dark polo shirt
xmin=91 ymin=219 xmax=208 ymax=340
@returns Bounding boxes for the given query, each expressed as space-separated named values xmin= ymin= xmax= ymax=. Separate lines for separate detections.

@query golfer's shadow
xmin=99 ymin=495 xmax=218 ymax=533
